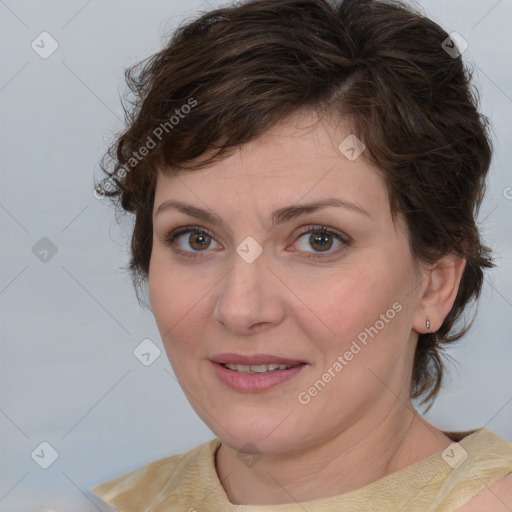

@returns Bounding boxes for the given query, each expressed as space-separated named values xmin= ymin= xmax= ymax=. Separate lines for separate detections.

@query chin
xmin=201 ymin=406 xmax=308 ymax=454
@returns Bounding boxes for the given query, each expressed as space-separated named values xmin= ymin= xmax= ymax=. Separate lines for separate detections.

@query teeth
xmin=223 ymin=363 xmax=294 ymax=373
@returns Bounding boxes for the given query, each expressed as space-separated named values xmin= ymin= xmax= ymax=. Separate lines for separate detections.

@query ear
xmin=412 ymin=254 xmax=466 ymax=334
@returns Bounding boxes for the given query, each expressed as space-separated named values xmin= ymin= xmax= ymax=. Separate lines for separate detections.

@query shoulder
xmin=92 ymin=438 xmax=220 ymax=507
xmin=455 ymin=473 xmax=512 ymax=512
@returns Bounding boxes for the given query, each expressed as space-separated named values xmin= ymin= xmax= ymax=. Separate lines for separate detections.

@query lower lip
xmin=212 ymin=362 xmax=306 ymax=392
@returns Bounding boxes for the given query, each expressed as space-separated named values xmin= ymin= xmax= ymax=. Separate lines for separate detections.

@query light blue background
xmin=1 ymin=0 xmax=511 ymax=510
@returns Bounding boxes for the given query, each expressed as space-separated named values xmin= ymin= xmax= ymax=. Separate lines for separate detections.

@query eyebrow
xmin=154 ymin=197 xmax=371 ymax=228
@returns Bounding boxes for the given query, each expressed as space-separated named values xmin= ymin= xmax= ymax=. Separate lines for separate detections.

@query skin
xmin=148 ymin=109 xmax=470 ymax=505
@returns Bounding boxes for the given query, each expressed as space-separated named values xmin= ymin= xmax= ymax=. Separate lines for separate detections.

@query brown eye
xmin=163 ymin=226 xmax=221 ymax=255
xmin=186 ymin=231 xmax=212 ymax=251
xmin=308 ymin=231 xmax=334 ymax=251
xmin=294 ymin=225 xmax=350 ymax=257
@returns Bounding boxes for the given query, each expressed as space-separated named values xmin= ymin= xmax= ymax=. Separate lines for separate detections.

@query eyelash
xmin=162 ymin=225 xmax=351 ymax=260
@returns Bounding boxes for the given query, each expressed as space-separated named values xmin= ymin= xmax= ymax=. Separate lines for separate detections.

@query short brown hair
xmin=95 ymin=0 xmax=494 ymax=407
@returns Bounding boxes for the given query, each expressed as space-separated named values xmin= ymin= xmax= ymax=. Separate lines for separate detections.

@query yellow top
xmin=92 ymin=427 xmax=512 ymax=511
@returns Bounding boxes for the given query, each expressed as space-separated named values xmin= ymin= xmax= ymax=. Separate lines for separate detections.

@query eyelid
xmin=295 ymin=224 xmax=351 ymax=243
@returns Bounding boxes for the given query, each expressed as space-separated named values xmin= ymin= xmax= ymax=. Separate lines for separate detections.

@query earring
xmin=426 ymin=317 xmax=431 ymax=333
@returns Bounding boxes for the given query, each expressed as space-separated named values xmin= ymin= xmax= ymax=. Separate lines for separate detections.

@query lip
xmin=210 ymin=352 xmax=306 ymax=366
xmin=211 ymin=360 xmax=307 ymax=392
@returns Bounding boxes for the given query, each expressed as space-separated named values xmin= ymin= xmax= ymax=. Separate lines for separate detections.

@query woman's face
xmin=149 ymin=110 xmax=428 ymax=454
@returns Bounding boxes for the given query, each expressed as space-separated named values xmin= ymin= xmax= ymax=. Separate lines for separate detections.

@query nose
xmin=213 ymin=246 xmax=285 ymax=335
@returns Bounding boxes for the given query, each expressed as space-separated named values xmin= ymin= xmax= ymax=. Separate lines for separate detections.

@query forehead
xmin=151 ymin=111 xmax=402 ymax=240
xmin=154 ymin=110 xmax=386 ymax=201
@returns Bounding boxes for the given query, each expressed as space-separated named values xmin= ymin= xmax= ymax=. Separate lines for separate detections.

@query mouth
xmin=220 ymin=362 xmax=298 ymax=373
xmin=211 ymin=352 xmax=305 ymax=364
xmin=210 ymin=353 xmax=307 ymax=392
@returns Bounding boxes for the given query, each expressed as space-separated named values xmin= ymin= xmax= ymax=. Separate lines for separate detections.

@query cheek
xmin=309 ymin=262 xmax=410 ymax=358
xmin=314 ymin=268 xmax=390 ymax=328
xmin=302 ymin=274 xmax=411 ymax=405
xmin=148 ymin=251 xmax=199 ymax=346
xmin=148 ymin=249 xmax=222 ymax=373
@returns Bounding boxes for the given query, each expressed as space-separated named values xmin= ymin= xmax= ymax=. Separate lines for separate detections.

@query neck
xmin=215 ymin=399 xmax=453 ymax=505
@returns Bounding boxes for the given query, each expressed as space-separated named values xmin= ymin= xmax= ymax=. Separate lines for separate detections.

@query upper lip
xmin=210 ymin=353 xmax=306 ymax=366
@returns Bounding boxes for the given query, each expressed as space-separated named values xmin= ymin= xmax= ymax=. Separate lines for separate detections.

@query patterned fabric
xmin=92 ymin=428 xmax=512 ymax=511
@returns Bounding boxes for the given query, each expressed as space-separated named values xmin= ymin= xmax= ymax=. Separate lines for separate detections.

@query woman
xmin=92 ymin=0 xmax=512 ymax=510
